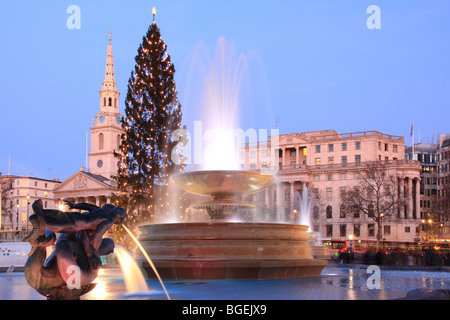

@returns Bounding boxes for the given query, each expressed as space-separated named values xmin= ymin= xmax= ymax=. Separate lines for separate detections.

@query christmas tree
xmin=115 ymin=9 xmax=184 ymax=228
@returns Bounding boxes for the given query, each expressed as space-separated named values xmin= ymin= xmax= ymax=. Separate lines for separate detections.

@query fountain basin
xmin=136 ymin=222 xmax=327 ymax=280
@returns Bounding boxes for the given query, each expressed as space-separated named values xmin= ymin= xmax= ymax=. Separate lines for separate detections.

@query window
xmin=285 ymin=188 xmax=290 ymax=201
xmin=385 ymin=144 xmax=388 ymax=151
xmin=104 ymin=97 xmax=106 ymax=106
xmin=340 ymin=205 xmax=346 ymax=218
xmin=368 ymin=224 xmax=375 ymax=237
xmin=326 ymin=205 xmax=333 ymax=219
xmin=315 ymin=145 xmax=321 ymax=153
xmin=353 ymin=206 xmax=360 ymax=218
xmin=328 ymin=144 xmax=334 ymax=152
xmin=315 ymin=158 xmax=321 ymax=165
xmin=368 ymin=204 xmax=374 ymax=217
xmin=341 ymin=156 xmax=347 ymax=164
xmin=326 ymin=188 xmax=332 ymax=201
xmin=355 ymin=155 xmax=361 ymax=163
xmin=384 ymin=225 xmax=391 ymax=235
xmin=355 ymin=141 xmax=361 ymax=150
xmin=354 ymin=224 xmax=361 ymax=237
xmin=405 ymin=226 xmax=411 ymax=233
xmin=328 ymin=157 xmax=334 ymax=164
xmin=313 ymin=206 xmax=319 ymax=219
xmin=340 ymin=224 xmax=346 ymax=237
xmin=340 ymin=174 xmax=347 ymax=180
xmin=99 ymin=133 xmax=104 ymax=150
xmin=108 ymin=97 xmax=112 ymax=106
xmin=342 ymin=143 xmax=347 ymax=151
xmin=393 ymin=145 xmax=398 ymax=153
xmin=326 ymin=225 xmax=333 ymax=237
xmin=327 ymin=174 xmax=333 ymax=181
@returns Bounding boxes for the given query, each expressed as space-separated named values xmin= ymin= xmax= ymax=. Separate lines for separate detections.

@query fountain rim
xmin=170 ymin=169 xmax=275 ymax=196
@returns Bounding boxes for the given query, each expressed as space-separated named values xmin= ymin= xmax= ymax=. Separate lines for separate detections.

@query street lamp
xmin=26 ymin=194 xmax=30 ymax=231
xmin=348 ymin=233 xmax=354 ymax=251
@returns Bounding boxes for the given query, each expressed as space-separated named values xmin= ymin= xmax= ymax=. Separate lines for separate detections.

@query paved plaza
xmin=1 ymin=265 xmax=450 ymax=300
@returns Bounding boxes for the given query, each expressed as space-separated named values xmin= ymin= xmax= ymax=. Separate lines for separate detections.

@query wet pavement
xmin=1 ymin=265 xmax=450 ymax=300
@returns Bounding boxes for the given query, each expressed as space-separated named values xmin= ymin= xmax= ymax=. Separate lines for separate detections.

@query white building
xmin=0 ymin=174 xmax=60 ymax=232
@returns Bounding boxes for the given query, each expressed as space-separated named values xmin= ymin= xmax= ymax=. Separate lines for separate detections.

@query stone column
xmin=281 ymin=148 xmax=286 ymax=169
xmin=295 ymin=147 xmax=300 ymax=167
xmin=397 ymin=178 xmax=403 ymax=219
xmin=276 ymin=182 xmax=283 ymax=221
xmin=290 ymin=181 xmax=295 ymax=217
xmin=106 ymin=196 xmax=111 ymax=204
xmin=415 ymin=178 xmax=420 ymax=220
xmin=407 ymin=178 xmax=413 ymax=220
xmin=96 ymin=197 xmax=100 ymax=207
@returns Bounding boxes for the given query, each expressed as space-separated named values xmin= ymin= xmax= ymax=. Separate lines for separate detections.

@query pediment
xmin=54 ymin=171 xmax=113 ymax=194
xmin=279 ymin=134 xmax=308 ymax=147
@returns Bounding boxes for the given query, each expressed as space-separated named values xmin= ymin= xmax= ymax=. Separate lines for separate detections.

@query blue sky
xmin=0 ymin=1 xmax=449 ymax=180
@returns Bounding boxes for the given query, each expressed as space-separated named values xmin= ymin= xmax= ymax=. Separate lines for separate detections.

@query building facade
xmin=242 ymin=130 xmax=422 ymax=244
xmin=405 ymin=142 xmax=438 ymax=220
xmin=53 ymin=34 xmax=124 ymax=208
xmin=0 ymin=174 xmax=60 ymax=233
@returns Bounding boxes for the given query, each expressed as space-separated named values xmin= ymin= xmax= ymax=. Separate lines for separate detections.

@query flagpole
xmin=412 ymin=120 xmax=414 ymax=160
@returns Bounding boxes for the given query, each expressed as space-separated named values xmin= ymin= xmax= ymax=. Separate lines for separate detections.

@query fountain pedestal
xmin=137 ymin=222 xmax=327 ymax=280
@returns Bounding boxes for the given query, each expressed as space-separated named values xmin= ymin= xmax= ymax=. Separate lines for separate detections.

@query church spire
xmin=99 ymin=29 xmax=119 ymax=112
xmin=102 ymin=28 xmax=116 ymax=90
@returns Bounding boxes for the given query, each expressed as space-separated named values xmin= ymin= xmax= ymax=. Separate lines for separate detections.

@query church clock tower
xmin=89 ymin=31 xmax=124 ymax=179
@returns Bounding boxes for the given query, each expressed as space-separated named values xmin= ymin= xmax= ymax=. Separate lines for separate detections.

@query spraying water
xmin=122 ymin=224 xmax=171 ymax=300
xmin=114 ymin=246 xmax=149 ymax=294
xmin=296 ymin=186 xmax=315 ymax=229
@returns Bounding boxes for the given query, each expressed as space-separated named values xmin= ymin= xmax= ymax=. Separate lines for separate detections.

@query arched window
xmin=368 ymin=204 xmax=375 ymax=217
xmin=114 ymin=98 xmax=117 ymax=108
xmin=313 ymin=206 xmax=319 ymax=220
xmin=284 ymin=188 xmax=290 ymax=201
xmin=103 ymin=97 xmax=106 ymax=106
xmin=326 ymin=205 xmax=332 ymax=219
xmin=353 ymin=205 xmax=360 ymax=218
xmin=108 ymin=97 xmax=112 ymax=106
xmin=99 ymin=133 xmax=104 ymax=150
xmin=117 ymin=134 xmax=121 ymax=149
xmin=340 ymin=204 xmax=346 ymax=218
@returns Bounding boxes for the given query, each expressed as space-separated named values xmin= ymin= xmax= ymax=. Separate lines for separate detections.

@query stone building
xmin=53 ymin=34 xmax=124 ymax=208
xmin=0 ymin=174 xmax=60 ymax=233
xmin=242 ymin=130 xmax=422 ymax=245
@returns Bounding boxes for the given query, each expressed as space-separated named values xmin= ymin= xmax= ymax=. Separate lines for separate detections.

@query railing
xmin=309 ymin=130 xmax=404 ymax=143
xmin=252 ymin=159 xmax=420 ymax=173
xmin=0 ymin=231 xmax=29 ymax=242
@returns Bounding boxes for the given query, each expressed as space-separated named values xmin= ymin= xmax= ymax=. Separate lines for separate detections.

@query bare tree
xmin=340 ymin=161 xmax=405 ymax=251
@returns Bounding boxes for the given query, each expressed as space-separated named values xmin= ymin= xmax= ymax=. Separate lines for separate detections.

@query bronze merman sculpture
xmin=22 ymin=199 xmax=126 ymax=299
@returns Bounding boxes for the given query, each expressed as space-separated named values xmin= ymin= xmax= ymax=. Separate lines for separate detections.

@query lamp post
xmin=348 ymin=233 xmax=354 ymax=252
xmin=26 ymin=194 xmax=30 ymax=231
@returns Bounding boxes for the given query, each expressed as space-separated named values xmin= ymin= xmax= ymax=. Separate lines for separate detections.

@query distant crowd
xmin=333 ymin=248 xmax=450 ymax=267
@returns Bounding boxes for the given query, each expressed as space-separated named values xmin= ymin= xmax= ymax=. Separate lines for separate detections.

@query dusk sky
xmin=0 ymin=1 xmax=449 ymax=181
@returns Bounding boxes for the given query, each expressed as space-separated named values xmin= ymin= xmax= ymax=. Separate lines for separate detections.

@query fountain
xmin=134 ymin=38 xmax=326 ymax=280
xmin=296 ymin=187 xmax=330 ymax=260
xmin=136 ymin=171 xmax=327 ymax=280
